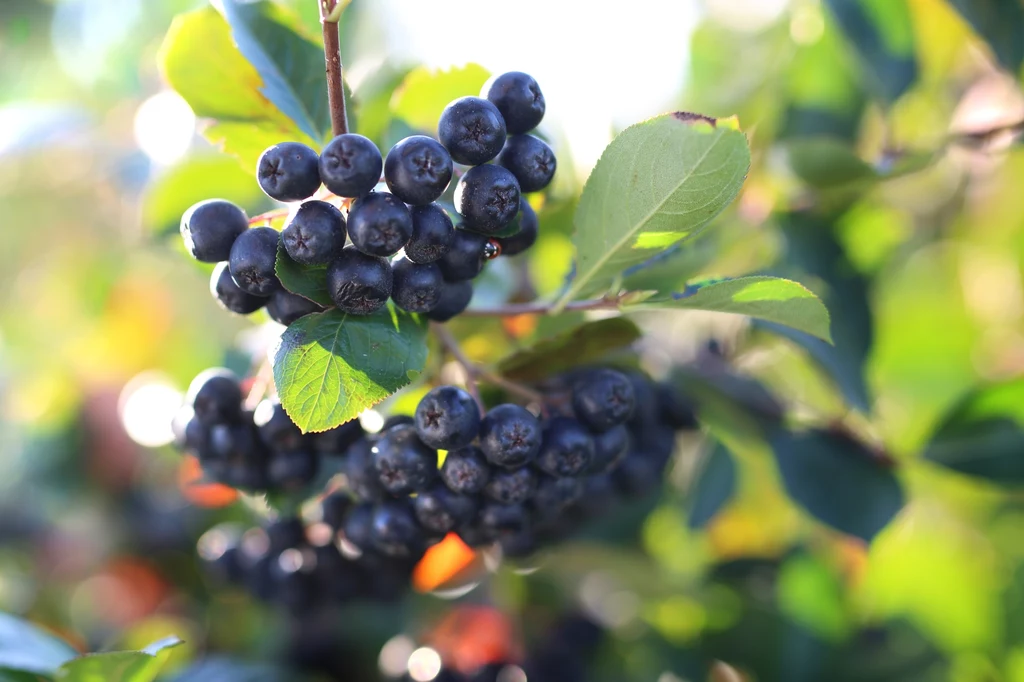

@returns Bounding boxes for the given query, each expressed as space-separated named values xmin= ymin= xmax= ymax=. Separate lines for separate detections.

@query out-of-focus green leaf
xmin=275 ymin=246 xmax=332 ymax=308
xmin=0 ymin=612 xmax=76 ymax=676
xmin=620 ymin=237 xmax=717 ymax=293
xmin=142 ymin=155 xmax=269 ymax=238
xmin=947 ymin=0 xmax=1024 ymax=74
xmin=770 ymin=429 xmax=904 ymax=541
xmin=686 ymin=441 xmax=738 ymax=529
xmin=57 ymin=637 xmax=182 ymax=682
xmin=783 ymin=137 xmax=876 ymax=189
xmin=923 ymin=379 xmax=1024 ymax=485
xmin=391 ymin=64 xmax=490 ymax=134
xmin=497 ymin=318 xmax=641 ymax=382
xmin=672 ymin=362 xmax=785 ymax=446
xmin=823 ymin=0 xmax=917 ymax=103
xmin=626 ymin=276 xmax=832 ymax=343
xmin=272 ymin=308 xmax=428 ymax=433
xmin=559 ymin=113 xmax=750 ymax=303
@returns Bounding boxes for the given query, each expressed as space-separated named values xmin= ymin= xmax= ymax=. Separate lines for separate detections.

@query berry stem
xmin=319 ymin=0 xmax=349 ymax=137
xmin=460 ymin=294 xmax=625 ymax=317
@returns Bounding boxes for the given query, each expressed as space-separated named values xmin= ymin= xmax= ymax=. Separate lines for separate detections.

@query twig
xmin=460 ymin=295 xmax=625 ymax=317
xmin=244 ymin=359 xmax=275 ymax=411
xmin=319 ymin=0 xmax=349 ymax=137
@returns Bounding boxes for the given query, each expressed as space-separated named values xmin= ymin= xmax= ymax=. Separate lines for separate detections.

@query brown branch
xmin=320 ymin=0 xmax=349 ymax=137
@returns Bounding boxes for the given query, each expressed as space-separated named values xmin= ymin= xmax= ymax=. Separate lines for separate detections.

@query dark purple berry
xmin=498 ymin=134 xmax=556 ymax=193
xmin=229 ymin=226 xmax=281 ymax=296
xmin=384 ymin=135 xmax=453 ymax=205
xmin=371 ymin=499 xmax=422 ymax=557
xmin=455 ymin=164 xmax=521 ymax=235
xmin=257 ymin=142 xmax=321 ymax=202
xmin=437 ymin=228 xmax=489 ymax=281
xmin=497 ymin=199 xmax=538 ymax=257
xmin=181 ymin=199 xmax=248 ymax=263
xmin=535 ymin=417 xmax=594 ymax=477
xmin=312 ymin=420 xmax=364 ymax=455
xmin=347 ymin=192 xmax=413 ymax=257
xmin=187 ymin=369 xmax=242 ymax=426
xmin=319 ymin=133 xmax=382 ymax=198
xmin=485 ymin=72 xmax=545 ymax=134
xmin=479 ymin=404 xmax=542 ymax=469
xmin=325 ymin=246 xmax=393 ymax=315
xmin=532 ymin=475 xmax=583 ymax=514
xmin=372 ymin=424 xmax=438 ymax=495
xmin=267 ymin=450 xmax=319 ymax=491
xmin=253 ymin=399 xmax=304 ymax=452
xmin=211 ymin=262 xmax=268 ymax=315
xmin=657 ymin=382 xmax=699 ymax=430
xmin=266 ymin=289 xmax=324 ymax=325
xmin=572 ymin=369 xmax=636 ymax=432
xmin=414 ymin=486 xmax=479 ymax=534
xmin=480 ymin=502 xmax=528 ymax=534
xmin=437 ymin=96 xmax=507 ymax=165
xmin=391 ymin=257 xmax=444 ymax=313
xmin=415 ymin=385 xmax=481 ymax=450
xmin=440 ymin=446 xmax=490 ymax=495
xmin=425 ymin=280 xmax=474 ymax=322
xmin=281 ymin=200 xmax=345 ymax=265
xmin=406 ymin=203 xmax=455 ymax=264
xmin=589 ymin=424 xmax=630 ymax=473
xmin=484 ymin=466 xmax=536 ymax=504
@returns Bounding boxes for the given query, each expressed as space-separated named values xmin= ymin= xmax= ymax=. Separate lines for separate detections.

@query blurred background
xmin=1 ymin=0 xmax=1023 ymax=680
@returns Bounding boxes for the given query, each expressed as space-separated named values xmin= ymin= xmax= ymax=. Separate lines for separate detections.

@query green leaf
xmin=497 ymin=318 xmax=642 ymax=383
xmin=923 ymin=379 xmax=1024 ymax=485
xmin=769 ymin=429 xmax=904 ymax=541
xmin=57 ymin=637 xmax=182 ymax=682
xmin=783 ymin=137 xmax=876 ymax=190
xmin=823 ymin=0 xmax=917 ymax=103
xmin=0 ymin=612 xmax=77 ymax=676
xmin=275 ymin=246 xmax=333 ymax=308
xmin=947 ymin=0 xmax=1024 ymax=74
xmin=142 ymin=155 xmax=269 ymax=238
xmin=626 ymin=276 xmax=832 ymax=343
xmin=272 ymin=308 xmax=428 ymax=433
xmin=619 ymin=237 xmax=717 ymax=293
xmin=671 ymin=364 xmax=785 ymax=446
xmin=686 ymin=441 xmax=737 ymax=529
xmin=391 ymin=64 xmax=490 ymax=134
xmin=559 ymin=112 xmax=750 ymax=304
xmin=158 ymin=7 xmax=320 ymax=171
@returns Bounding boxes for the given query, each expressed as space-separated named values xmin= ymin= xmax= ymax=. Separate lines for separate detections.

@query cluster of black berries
xmin=179 ymin=71 xmax=553 ymax=325
xmin=172 ymin=368 xmax=365 ymax=493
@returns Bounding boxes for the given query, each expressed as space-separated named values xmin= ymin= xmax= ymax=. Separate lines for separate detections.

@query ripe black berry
xmin=342 ymin=502 xmax=375 ymax=550
xmin=589 ymin=424 xmax=630 ymax=473
xmin=657 ymin=382 xmax=699 ymax=430
xmin=187 ymin=369 xmax=242 ymax=426
xmin=319 ymin=133 xmax=382 ymax=198
xmin=440 ymin=445 xmax=491 ymax=494
xmin=497 ymin=199 xmax=538 ymax=257
xmin=347 ymin=192 xmax=413 ymax=257
xmin=267 ymin=517 xmax=307 ymax=553
xmin=535 ymin=417 xmax=595 ymax=477
xmin=268 ymin=450 xmax=319 ymax=491
xmin=371 ymin=499 xmax=422 ymax=557
xmin=437 ymin=96 xmax=507 ymax=165
xmin=485 ymin=72 xmax=545 ymax=134
xmin=414 ymin=486 xmax=478 ymax=534
xmin=257 ymin=142 xmax=321 ymax=202
xmin=325 ymin=246 xmax=393 ymax=315
xmin=438 ymin=229 xmax=489 ymax=281
xmin=455 ymin=164 xmax=521 ymax=235
xmin=320 ymin=492 xmax=352 ymax=530
xmin=498 ymin=134 xmax=556 ymax=193
xmin=183 ymin=415 xmax=214 ymax=459
xmin=484 ymin=466 xmax=536 ymax=504
xmin=572 ymin=368 xmax=636 ymax=432
xmin=281 ymin=200 xmax=345 ymax=265
xmin=384 ymin=135 xmax=453 ymax=205
xmin=479 ymin=404 xmax=542 ymax=468
xmin=181 ymin=199 xmax=249 ymax=263
xmin=391 ymin=257 xmax=444 ymax=313
xmin=480 ymin=502 xmax=528 ymax=534
xmin=415 ymin=385 xmax=481 ymax=450
xmin=267 ymin=289 xmax=324 ymax=325
xmin=532 ymin=475 xmax=583 ymax=514
xmin=211 ymin=262 xmax=267 ymax=315
xmin=406 ymin=204 xmax=455 ymax=264
xmin=611 ymin=451 xmax=659 ymax=497
xmin=372 ymin=424 xmax=438 ymax=495
xmin=229 ymin=226 xmax=281 ymax=296
xmin=312 ymin=420 xmax=364 ymax=455
xmin=381 ymin=414 xmax=416 ymax=431
xmin=344 ymin=438 xmax=386 ymax=502
xmin=425 ymin=280 xmax=474 ymax=322
xmin=254 ymin=399 xmax=304 ymax=452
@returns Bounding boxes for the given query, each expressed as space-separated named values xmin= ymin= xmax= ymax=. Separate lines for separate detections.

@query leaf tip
xmin=670 ymin=112 xmax=742 ymax=133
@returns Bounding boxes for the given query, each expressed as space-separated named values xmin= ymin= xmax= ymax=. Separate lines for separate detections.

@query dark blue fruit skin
xmin=532 ymin=475 xmax=583 ymax=515
xmin=571 ymin=368 xmax=636 ymax=432
xmin=257 ymin=142 xmax=321 ymax=202
xmin=588 ymin=424 xmax=630 ymax=473
xmin=267 ymin=450 xmax=319 ymax=491
xmin=282 ymin=200 xmax=346 ymax=265
xmin=254 ymin=399 xmax=305 ymax=451
xmin=371 ymin=499 xmax=422 ymax=557
xmin=184 ymin=416 xmax=214 ymax=459
xmin=611 ymin=450 xmax=660 ymax=497
xmin=342 ymin=502 xmax=375 ymax=551
xmin=312 ymin=419 xmax=364 ymax=455
xmin=437 ymin=96 xmax=507 ymax=165
xmin=426 ymin=280 xmax=474 ymax=322
xmin=535 ymin=417 xmax=595 ymax=477
xmin=181 ymin=199 xmax=249 ymax=263
xmin=266 ymin=289 xmax=324 ymax=325
xmin=326 ymin=246 xmax=393 ymax=315
xmin=480 ymin=502 xmax=528 ymax=533
xmin=229 ymin=227 xmax=282 ymax=296
xmin=381 ymin=414 xmax=415 ymax=431
xmin=188 ymin=369 xmax=242 ymax=426
xmin=406 ymin=204 xmax=455 ymax=264
xmin=391 ymin=257 xmax=444 ymax=313
xmin=384 ymin=135 xmax=453 ymax=205
xmin=372 ymin=424 xmax=438 ymax=495
xmin=267 ymin=517 xmax=307 ymax=553
xmin=497 ymin=199 xmax=538 ymax=257
xmin=455 ymin=164 xmax=522 ymax=235
xmin=479 ymin=404 xmax=542 ymax=469
xmin=437 ymin=228 xmax=489 ymax=281
xmin=320 ymin=492 xmax=352 ymax=530
xmin=485 ymin=71 xmax=545 ymax=134
xmin=498 ymin=134 xmax=556 ymax=193
xmin=345 ymin=437 xmax=387 ymax=502
xmin=484 ymin=466 xmax=536 ymax=504
xmin=211 ymin=262 xmax=267 ymax=315
xmin=657 ymin=382 xmax=699 ymax=430
xmin=440 ymin=445 xmax=491 ymax=494
xmin=347 ymin=192 xmax=413 ymax=257
xmin=414 ymin=486 xmax=479 ymax=534
xmin=319 ymin=133 xmax=382 ymax=198
xmin=415 ymin=385 xmax=481 ymax=450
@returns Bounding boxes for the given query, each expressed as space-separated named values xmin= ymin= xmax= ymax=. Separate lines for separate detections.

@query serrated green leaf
xmin=770 ymin=429 xmax=903 ymax=541
xmin=947 ymin=0 xmax=1024 ymax=74
xmin=559 ymin=112 xmax=750 ymax=304
xmin=0 ymin=612 xmax=77 ymax=676
xmin=686 ymin=441 xmax=737 ymax=529
xmin=391 ymin=64 xmax=490 ymax=134
xmin=923 ymin=379 xmax=1024 ymax=485
xmin=272 ymin=308 xmax=428 ymax=433
xmin=158 ymin=7 xmax=320 ymax=172
xmin=497 ymin=318 xmax=642 ymax=383
xmin=625 ymin=276 xmax=832 ymax=343
xmin=619 ymin=236 xmax=717 ymax=293
xmin=57 ymin=637 xmax=182 ymax=682
xmin=275 ymin=246 xmax=333 ymax=307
